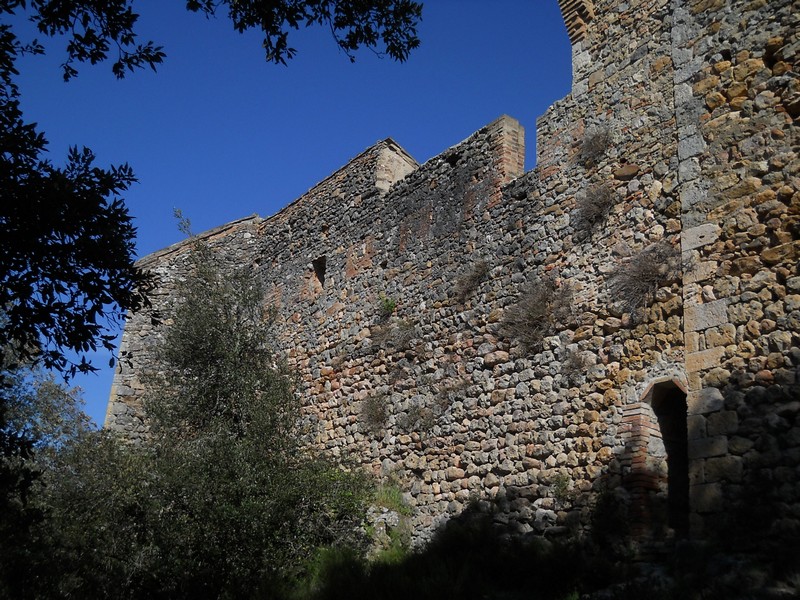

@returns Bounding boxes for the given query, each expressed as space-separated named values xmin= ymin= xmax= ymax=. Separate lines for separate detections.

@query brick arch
xmin=621 ymin=378 xmax=689 ymax=543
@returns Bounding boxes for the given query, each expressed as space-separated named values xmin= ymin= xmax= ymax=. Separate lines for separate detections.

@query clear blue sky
xmin=11 ymin=1 xmax=573 ymax=425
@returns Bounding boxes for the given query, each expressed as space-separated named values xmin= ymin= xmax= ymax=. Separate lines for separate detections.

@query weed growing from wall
xmin=607 ymin=241 xmax=681 ymax=317
xmin=573 ymin=183 xmax=616 ymax=233
xmin=502 ymin=277 xmax=573 ymax=353
xmin=552 ymin=473 xmax=575 ymax=509
xmin=580 ymin=126 xmax=611 ymax=168
xmin=453 ymin=260 xmax=490 ymax=303
xmin=374 ymin=483 xmax=413 ymax=517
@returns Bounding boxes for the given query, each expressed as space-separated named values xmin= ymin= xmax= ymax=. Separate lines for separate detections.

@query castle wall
xmin=672 ymin=0 xmax=800 ymax=537
xmin=107 ymin=0 xmax=799 ymax=548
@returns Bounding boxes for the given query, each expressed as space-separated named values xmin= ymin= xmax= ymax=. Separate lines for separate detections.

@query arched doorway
xmin=622 ymin=379 xmax=689 ymax=541
xmin=650 ymin=382 xmax=689 ymax=537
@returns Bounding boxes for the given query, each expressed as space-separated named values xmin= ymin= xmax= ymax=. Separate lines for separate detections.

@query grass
xmin=378 ymin=294 xmax=397 ymax=319
xmin=374 ymin=483 xmax=413 ymax=516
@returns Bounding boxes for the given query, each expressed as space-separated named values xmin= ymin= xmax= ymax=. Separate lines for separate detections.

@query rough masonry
xmin=107 ymin=0 xmax=800 ymax=550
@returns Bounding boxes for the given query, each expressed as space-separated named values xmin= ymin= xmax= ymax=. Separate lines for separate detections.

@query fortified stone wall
xmin=107 ymin=0 xmax=799 ymax=549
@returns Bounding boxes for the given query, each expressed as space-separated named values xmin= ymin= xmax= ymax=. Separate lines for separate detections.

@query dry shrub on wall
xmin=502 ymin=276 xmax=573 ymax=353
xmin=361 ymin=394 xmax=389 ymax=435
xmin=453 ymin=260 xmax=490 ymax=303
xmin=607 ymin=240 xmax=681 ymax=317
xmin=573 ymin=183 xmax=616 ymax=232
xmin=372 ymin=319 xmax=417 ymax=353
xmin=397 ymin=404 xmax=436 ymax=433
xmin=580 ymin=126 xmax=611 ymax=168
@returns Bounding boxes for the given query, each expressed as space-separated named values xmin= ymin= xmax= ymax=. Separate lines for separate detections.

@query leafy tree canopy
xmin=0 ymin=0 xmax=421 ymax=376
xmin=18 ymin=240 xmax=372 ymax=599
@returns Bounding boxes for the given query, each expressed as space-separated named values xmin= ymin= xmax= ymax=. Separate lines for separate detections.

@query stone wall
xmin=107 ymin=0 xmax=799 ymax=550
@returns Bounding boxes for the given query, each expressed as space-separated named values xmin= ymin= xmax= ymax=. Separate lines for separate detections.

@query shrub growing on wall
xmin=580 ymin=126 xmax=611 ymax=168
xmin=453 ymin=260 xmax=490 ymax=303
xmin=573 ymin=183 xmax=616 ymax=233
xmin=361 ymin=394 xmax=389 ymax=435
xmin=607 ymin=240 xmax=681 ymax=317
xmin=502 ymin=277 xmax=573 ymax=353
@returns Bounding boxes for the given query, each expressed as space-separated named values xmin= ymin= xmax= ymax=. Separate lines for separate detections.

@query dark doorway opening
xmin=651 ymin=382 xmax=689 ymax=537
xmin=312 ymin=256 xmax=327 ymax=288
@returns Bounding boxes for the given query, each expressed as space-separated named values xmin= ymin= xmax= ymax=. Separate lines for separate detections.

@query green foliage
xmin=305 ymin=513 xmax=623 ymax=600
xmin=374 ymin=483 xmax=412 ymax=517
xmin=0 ymin=19 xmax=149 ymax=376
xmin=10 ymin=241 xmax=373 ymax=599
xmin=4 ymin=1 xmax=421 ymax=82
xmin=377 ymin=293 xmax=398 ymax=319
xmin=145 ymin=240 xmax=293 ymax=443
xmin=0 ymin=0 xmax=422 ymax=376
xmin=0 ymin=357 xmax=92 ymax=599
xmin=501 ymin=276 xmax=573 ymax=353
xmin=551 ymin=473 xmax=574 ymax=506
xmin=371 ymin=526 xmax=411 ymax=565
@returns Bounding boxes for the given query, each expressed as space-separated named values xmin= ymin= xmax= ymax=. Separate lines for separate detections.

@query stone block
xmin=691 ymin=482 xmax=723 ymax=513
xmin=689 ymin=459 xmax=705 ymax=485
xmin=687 ymin=387 xmax=724 ymax=415
xmin=685 ymin=260 xmax=717 ymax=283
xmin=682 ymin=223 xmax=721 ymax=251
xmin=685 ymin=299 xmax=729 ymax=332
xmin=686 ymin=346 xmax=724 ymax=372
xmin=689 ymin=436 xmax=728 ymax=459
xmin=707 ymin=410 xmax=739 ymax=436
xmin=687 ymin=414 xmax=707 ymax=440
xmin=678 ymin=134 xmax=706 ymax=161
xmin=704 ymin=456 xmax=743 ymax=483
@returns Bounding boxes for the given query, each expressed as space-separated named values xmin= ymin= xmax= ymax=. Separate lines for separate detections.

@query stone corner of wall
xmin=375 ymin=137 xmax=420 ymax=193
xmin=557 ymin=0 xmax=595 ymax=44
xmin=486 ymin=115 xmax=526 ymax=182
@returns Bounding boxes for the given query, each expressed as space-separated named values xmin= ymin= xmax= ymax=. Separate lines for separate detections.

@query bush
xmin=607 ymin=241 xmax=681 ymax=317
xmin=26 ymin=239 xmax=374 ymax=600
xmin=378 ymin=294 xmax=397 ymax=319
xmin=396 ymin=404 xmax=436 ymax=434
xmin=573 ymin=183 xmax=616 ymax=232
xmin=371 ymin=319 xmax=416 ymax=353
xmin=580 ymin=127 xmax=611 ymax=168
xmin=502 ymin=276 xmax=573 ymax=353
xmin=580 ymin=126 xmax=611 ymax=167
xmin=453 ymin=260 xmax=490 ymax=303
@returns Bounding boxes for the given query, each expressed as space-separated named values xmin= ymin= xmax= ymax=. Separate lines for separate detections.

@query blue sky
xmin=11 ymin=1 xmax=573 ymax=425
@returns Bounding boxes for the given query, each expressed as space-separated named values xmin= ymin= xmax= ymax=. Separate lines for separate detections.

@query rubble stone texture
xmin=108 ymin=0 xmax=799 ymax=549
